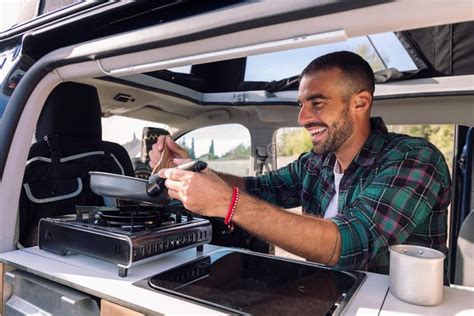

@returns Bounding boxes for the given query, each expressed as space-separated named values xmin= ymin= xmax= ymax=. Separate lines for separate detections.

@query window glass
xmin=0 ymin=0 xmax=82 ymax=32
xmin=101 ymin=116 xmax=167 ymax=160
xmin=273 ymin=124 xmax=454 ymax=259
xmin=0 ymin=44 xmax=27 ymax=122
xmin=168 ymin=65 xmax=192 ymax=74
xmin=178 ymin=124 xmax=251 ymax=177
xmin=245 ymin=32 xmax=417 ymax=82
xmin=0 ymin=1 xmax=25 ymax=32
xmin=0 ymin=93 xmax=8 ymax=119
xmin=39 ymin=0 xmax=83 ymax=15
xmin=275 ymin=127 xmax=312 ymax=168
xmin=275 ymin=124 xmax=454 ymax=172
xmin=387 ymin=124 xmax=455 ymax=173
xmin=367 ymin=32 xmax=416 ymax=71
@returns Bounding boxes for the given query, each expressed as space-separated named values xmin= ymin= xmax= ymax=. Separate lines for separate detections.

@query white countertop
xmin=1 ymin=246 xmax=473 ymax=315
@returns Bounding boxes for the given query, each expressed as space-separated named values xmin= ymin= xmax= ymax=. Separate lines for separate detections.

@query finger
xmin=149 ymin=144 xmax=160 ymax=167
xmin=174 ymin=158 xmax=193 ymax=165
xmin=158 ymin=168 xmax=190 ymax=180
xmin=149 ymin=151 xmax=157 ymax=168
xmin=202 ymin=167 xmax=212 ymax=175
xmin=149 ymin=144 xmax=157 ymax=160
xmin=164 ymin=179 xmax=182 ymax=191
xmin=166 ymin=136 xmax=190 ymax=158
xmin=151 ymin=143 xmax=160 ymax=158
xmin=166 ymin=188 xmax=180 ymax=200
xmin=157 ymin=135 xmax=166 ymax=151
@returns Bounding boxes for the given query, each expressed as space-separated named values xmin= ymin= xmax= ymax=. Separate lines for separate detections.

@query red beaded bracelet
xmin=224 ymin=187 xmax=240 ymax=232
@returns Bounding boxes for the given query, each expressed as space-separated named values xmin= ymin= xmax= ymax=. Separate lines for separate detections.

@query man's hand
xmin=157 ymin=167 xmax=232 ymax=218
xmin=149 ymin=135 xmax=190 ymax=169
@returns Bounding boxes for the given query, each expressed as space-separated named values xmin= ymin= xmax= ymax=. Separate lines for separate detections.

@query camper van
xmin=0 ymin=1 xmax=473 ymax=314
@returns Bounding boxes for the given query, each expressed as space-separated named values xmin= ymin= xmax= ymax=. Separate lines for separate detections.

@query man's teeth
xmin=309 ymin=127 xmax=327 ymax=136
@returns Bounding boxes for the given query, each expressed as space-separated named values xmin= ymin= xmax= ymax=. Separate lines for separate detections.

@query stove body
xmin=38 ymin=205 xmax=212 ymax=277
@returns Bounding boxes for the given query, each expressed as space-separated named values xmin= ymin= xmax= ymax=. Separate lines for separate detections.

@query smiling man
xmin=150 ymin=51 xmax=451 ymax=276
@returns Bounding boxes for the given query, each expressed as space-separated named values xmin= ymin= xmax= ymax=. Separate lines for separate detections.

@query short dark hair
xmin=301 ymin=51 xmax=375 ymax=100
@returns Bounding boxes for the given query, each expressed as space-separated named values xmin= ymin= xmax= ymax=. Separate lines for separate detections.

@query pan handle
xmin=146 ymin=160 xmax=208 ymax=197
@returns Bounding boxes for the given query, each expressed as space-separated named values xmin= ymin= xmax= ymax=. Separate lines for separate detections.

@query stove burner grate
xmin=75 ymin=205 xmax=177 ymax=232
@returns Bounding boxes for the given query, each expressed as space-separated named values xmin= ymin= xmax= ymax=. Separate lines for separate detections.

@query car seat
xmin=18 ymin=82 xmax=134 ymax=247
xmin=455 ymin=209 xmax=474 ymax=286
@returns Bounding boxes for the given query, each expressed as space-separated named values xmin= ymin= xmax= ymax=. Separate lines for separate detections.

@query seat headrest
xmin=35 ymin=82 xmax=102 ymax=141
xmin=141 ymin=127 xmax=169 ymax=159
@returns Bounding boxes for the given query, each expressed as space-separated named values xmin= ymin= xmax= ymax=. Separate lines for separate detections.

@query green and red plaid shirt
xmin=244 ymin=117 xmax=451 ymax=274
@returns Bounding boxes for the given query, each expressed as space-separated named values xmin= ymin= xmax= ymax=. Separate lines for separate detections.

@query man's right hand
xmin=149 ymin=135 xmax=190 ymax=169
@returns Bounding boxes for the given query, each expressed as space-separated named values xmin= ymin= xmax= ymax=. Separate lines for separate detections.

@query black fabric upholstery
xmin=19 ymin=82 xmax=134 ymax=247
xmin=35 ymin=82 xmax=102 ymax=140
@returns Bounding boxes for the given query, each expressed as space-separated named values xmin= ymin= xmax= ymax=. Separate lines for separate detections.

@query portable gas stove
xmin=38 ymin=204 xmax=212 ymax=277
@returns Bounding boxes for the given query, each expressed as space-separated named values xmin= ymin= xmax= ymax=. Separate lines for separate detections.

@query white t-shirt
xmin=324 ymin=161 xmax=344 ymax=219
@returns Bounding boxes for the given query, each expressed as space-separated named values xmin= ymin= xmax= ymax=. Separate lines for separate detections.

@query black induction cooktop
xmin=135 ymin=249 xmax=365 ymax=315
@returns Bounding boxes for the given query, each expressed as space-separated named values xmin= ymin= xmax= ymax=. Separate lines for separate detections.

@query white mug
xmin=389 ymin=245 xmax=445 ymax=306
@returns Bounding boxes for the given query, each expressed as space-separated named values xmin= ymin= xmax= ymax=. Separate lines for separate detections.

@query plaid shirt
xmin=244 ymin=117 xmax=451 ymax=274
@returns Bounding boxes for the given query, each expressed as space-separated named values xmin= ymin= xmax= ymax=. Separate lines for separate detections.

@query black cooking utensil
xmin=146 ymin=160 xmax=208 ymax=198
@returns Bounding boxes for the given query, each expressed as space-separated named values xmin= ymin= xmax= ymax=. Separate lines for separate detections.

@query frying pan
xmin=89 ymin=160 xmax=207 ymax=205
xmin=89 ymin=171 xmax=171 ymax=205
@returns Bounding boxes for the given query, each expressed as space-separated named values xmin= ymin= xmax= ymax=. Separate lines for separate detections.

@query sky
xmin=102 ymin=116 xmax=250 ymax=158
xmin=102 ymin=32 xmax=416 ymax=159
xmin=0 ymin=1 xmax=22 ymax=32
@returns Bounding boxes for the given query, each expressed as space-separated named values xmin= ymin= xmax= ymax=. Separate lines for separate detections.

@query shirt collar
xmin=353 ymin=117 xmax=388 ymax=167
xmin=316 ymin=117 xmax=388 ymax=169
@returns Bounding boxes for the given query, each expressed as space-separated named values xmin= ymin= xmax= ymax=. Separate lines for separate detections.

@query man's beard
xmin=312 ymin=105 xmax=353 ymax=155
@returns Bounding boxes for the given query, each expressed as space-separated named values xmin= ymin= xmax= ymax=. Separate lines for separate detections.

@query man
xmin=149 ymin=51 xmax=451 ymax=274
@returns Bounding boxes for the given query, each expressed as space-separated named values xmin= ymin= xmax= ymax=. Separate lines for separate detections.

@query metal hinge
xmin=232 ymin=92 xmax=249 ymax=103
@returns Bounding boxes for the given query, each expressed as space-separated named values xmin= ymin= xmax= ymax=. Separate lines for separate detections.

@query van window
xmin=386 ymin=125 xmax=455 ymax=172
xmin=101 ymin=115 xmax=167 ymax=160
xmin=245 ymin=32 xmax=416 ymax=82
xmin=275 ymin=124 xmax=454 ymax=171
xmin=274 ymin=124 xmax=455 ymax=259
xmin=178 ymin=124 xmax=251 ymax=177
xmin=39 ymin=0 xmax=82 ymax=15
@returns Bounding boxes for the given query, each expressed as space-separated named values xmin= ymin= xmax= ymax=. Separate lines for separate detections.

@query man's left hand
xmin=157 ymin=166 xmax=232 ymax=218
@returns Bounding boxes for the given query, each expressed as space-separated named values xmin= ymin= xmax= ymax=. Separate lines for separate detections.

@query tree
xmin=209 ymin=139 xmax=215 ymax=156
xmin=221 ymin=143 xmax=250 ymax=160
xmin=355 ymin=43 xmax=390 ymax=72
xmin=199 ymin=139 xmax=218 ymax=160
xmin=189 ymin=137 xmax=196 ymax=159
xmin=387 ymin=124 xmax=454 ymax=172
xmin=180 ymin=137 xmax=187 ymax=148
xmin=277 ymin=128 xmax=312 ymax=156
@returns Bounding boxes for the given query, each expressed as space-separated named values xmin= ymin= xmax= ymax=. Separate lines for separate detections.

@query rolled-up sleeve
xmin=329 ymin=145 xmax=450 ymax=271
xmin=330 ymin=213 xmax=370 ymax=270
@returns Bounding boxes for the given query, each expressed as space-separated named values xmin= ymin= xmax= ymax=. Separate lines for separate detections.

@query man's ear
xmin=352 ymin=90 xmax=372 ymax=113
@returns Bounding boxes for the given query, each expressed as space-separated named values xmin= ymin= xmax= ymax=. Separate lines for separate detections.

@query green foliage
xmin=355 ymin=43 xmax=390 ymax=72
xmin=387 ymin=124 xmax=454 ymax=171
xmin=276 ymin=125 xmax=454 ymax=172
xmin=189 ymin=138 xmax=196 ymax=159
xmin=201 ymin=139 xmax=218 ymax=160
xmin=209 ymin=139 xmax=215 ymax=156
xmin=221 ymin=143 xmax=250 ymax=160
xmin=277 ymin=128 xmax=312 ymax=156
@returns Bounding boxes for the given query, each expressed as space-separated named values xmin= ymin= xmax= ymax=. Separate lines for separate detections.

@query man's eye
xmin=312 ymin=102 xmax=323 ymax=108
xmin=297 ymin=102 xmax=303 ymax=108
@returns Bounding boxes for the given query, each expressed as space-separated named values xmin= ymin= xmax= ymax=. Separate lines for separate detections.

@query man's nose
xmin=297 ymin=103 xmax=314 ymax=126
